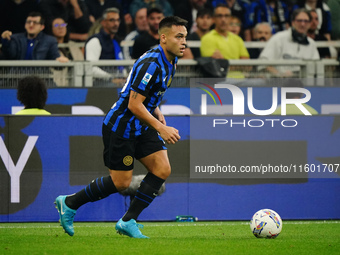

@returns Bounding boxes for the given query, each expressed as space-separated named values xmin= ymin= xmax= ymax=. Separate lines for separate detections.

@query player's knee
xmin=155 ymin=163 xmax=171 ymax=180
xmin=113 ymin=179 xmax=131 ymax=191
xmin=164 ymin=163 xmax=171 ymax=178
xmin=110 ymin=174 xmax=132 ymax=191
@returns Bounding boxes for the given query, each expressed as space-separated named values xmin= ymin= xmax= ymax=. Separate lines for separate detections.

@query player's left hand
xmin=157 ymin=112 xmax=166 ymax=125
xmin=153 ymin=107 xmax=166 ymax=125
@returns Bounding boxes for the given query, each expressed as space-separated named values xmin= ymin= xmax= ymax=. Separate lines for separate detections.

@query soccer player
xmin=55 ymin=16 xmax=187 ymax=239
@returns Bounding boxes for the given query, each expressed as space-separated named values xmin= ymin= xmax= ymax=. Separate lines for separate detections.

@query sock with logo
xmin=122 ymin=172 xmax=165 ymax=221
xmin=65 ymin=176 xmax=118 ymax=210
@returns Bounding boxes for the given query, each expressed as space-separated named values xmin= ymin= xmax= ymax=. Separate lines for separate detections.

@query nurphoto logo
xmin=200 ymin=84 xmax=312 ymax=116
xmin=197 ymin=82 xmax=313 ymax=128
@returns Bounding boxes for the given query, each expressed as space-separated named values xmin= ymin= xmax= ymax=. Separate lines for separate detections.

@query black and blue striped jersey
xmin=103 ymin=45 xmax=178 ymax=139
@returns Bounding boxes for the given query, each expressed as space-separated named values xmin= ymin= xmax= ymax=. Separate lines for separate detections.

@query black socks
xmin=122 ymin=173 xmax=165 ymax=221
xmin=65 ymin=176 xmax=118 ymax=210
xmin=64 ymin=172 xmax=165 ymax=221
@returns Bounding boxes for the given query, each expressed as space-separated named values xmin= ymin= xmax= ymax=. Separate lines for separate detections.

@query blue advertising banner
xmin=0 ymin=115 xmax=339 ymax=222
xmin=1 ymin=87 xmax=340 ymax=115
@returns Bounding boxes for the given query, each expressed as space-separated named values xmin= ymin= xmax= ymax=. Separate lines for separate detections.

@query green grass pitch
xmin=0 ymin=221 xmax=339 ymax=255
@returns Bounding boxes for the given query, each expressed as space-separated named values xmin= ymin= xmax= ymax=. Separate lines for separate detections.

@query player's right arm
xmin=128 ymin=90 xmax=180 ymax=144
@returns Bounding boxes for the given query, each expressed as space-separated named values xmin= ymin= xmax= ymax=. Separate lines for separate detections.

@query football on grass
xmin=250 ymin=209 xmax=282 ymax=238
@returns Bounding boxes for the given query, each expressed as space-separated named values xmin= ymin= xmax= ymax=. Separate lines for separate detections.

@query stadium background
xmin=0 ymin=87 xmax=339 ymax=222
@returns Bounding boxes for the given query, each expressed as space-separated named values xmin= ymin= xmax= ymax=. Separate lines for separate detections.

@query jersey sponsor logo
xmin=141 ymin=73 xmax=152 ymax=85
xmin=123 ymin=155 xmax=133 ymax=166
xmin=157 ymin=90 xmax=166 ymax=97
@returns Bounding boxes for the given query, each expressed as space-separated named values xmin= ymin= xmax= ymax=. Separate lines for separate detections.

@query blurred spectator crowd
xmin=0 ymin=0 xmax=339 ymax=65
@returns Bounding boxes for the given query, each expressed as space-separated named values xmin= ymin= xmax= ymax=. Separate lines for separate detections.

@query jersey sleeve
xmin=131 ymin=62 xmax=160 ymax=97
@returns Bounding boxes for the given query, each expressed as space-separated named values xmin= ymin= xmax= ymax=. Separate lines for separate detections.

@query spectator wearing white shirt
xmin=85 ymin=7 xmax=124 ymax=81
xmin=259 ymin=8 xmax=319 ymax=77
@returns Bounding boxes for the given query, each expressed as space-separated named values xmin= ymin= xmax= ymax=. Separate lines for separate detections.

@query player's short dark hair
xmin=147 ymin=7 xmax=163 ymax=17
xmin=27 ymin=12 xmax=45 ymax=25
xmin=291 ymin=8 xmax=312 ymax=23
xmin=197 ymin=8 xmax=213 ymax=19
xmin=17 ymin=76 xmax=48 ymax=109
xmin=159 ymin=16 xmax=188 ymax=32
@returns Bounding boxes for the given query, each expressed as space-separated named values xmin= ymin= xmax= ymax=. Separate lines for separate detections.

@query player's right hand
xmin=159 ymin=126 xmax=181 ymax=144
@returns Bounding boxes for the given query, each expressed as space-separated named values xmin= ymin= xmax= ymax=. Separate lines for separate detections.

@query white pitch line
xmin=0 ymin=221 xmax=339 ymax=229
xmin=145 ymin=221 xmax=340 ymax=227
